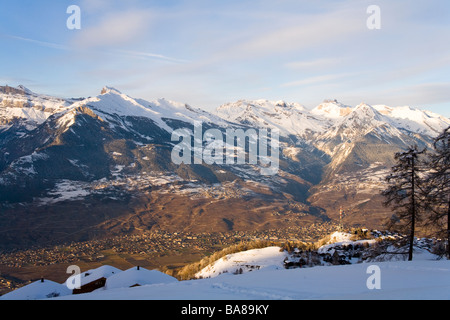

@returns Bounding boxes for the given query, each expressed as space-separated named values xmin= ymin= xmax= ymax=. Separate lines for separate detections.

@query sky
xmin=0 ymin=0 xmax=449 ymax=116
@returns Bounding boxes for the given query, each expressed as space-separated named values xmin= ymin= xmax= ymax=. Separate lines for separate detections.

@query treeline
xmin=382 ymin=126 xmax=449 ymax=260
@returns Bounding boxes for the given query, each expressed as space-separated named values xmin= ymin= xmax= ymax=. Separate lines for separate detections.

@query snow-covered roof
xmin=65 ymin=265 xmax=122 ymax=288
xmin=0 ymin=279 xmax=72 ymax=300
xmin=105 ymin=267 xmax=178 ymax=290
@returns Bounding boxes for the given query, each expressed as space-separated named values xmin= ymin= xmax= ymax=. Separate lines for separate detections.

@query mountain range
xmin=1 ymin=85 xmax=449 ymax=250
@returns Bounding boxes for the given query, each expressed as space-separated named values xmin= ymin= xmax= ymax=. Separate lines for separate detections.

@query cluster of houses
xmin=0 ymin=265 xmax=178 ymax=300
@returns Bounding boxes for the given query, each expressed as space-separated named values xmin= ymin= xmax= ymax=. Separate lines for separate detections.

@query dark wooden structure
xmin=72 ymin=277 xmax=107 ymax=295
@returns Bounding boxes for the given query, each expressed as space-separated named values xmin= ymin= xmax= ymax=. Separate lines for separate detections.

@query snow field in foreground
xmin=58 ymin=259 xmax=449 ymax=300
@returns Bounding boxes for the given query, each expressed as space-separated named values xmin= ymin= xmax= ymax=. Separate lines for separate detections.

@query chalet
xmin=70 ymin=265 xmax=122 ymax=295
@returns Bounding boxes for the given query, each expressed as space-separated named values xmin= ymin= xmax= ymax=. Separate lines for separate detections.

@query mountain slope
xmin=0 ymin=86 xmax=325 ymax=249
xmin=0 ymin=86 xmax=449 ymax=250
xmin=218 ymin=98 xmax=449 ymax=226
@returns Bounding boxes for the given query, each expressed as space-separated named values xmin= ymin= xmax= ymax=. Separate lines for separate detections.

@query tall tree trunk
xmin=447 ymin=137 xmax=450 ymax=260
xmin=409 ymin=157 xmax=416 ymax=261
xmin=447 ymin=194 xmax=450 ymax=260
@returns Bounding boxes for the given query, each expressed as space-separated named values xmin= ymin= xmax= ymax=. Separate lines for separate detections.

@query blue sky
xmin=0 ymin=0 xmax=449 ymax=116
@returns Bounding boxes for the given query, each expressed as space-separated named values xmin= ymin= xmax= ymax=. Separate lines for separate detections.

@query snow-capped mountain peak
xmin=16 ymin=85 xmax=34 ymax=95
xmin=349 ymin=103 xmax=385 ymax=121
xmin=78 ymin=88 xmax=156 ymax=119
xmin=100 ymin=86 xmax=122 ymax=95
xmin=310 ymin=99 xmax=353 ymax=119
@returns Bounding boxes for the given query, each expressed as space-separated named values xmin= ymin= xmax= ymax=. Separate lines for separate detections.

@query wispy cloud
xmin=284 ymin=58 xmax=342 ymax=70
xmin=2 ymin=33 xmax=186 ymax=65
xmin=224 ymin=8 xmax=362 ymax=60
xmin=2 ymin=34 xmax=69 ymax=51
xmin=378 ymin=82 xmax=450 ymax=107
xmin=335 ymin=81 xmax=450 ymax=111
xmin=72 ymin=9 xmax=154 ymax=48
xmin=1 ymin=0 xmax=449 ymax=115
xmin=111 ymin=49 xmax=189 ymax=64
xmin=281 ymin=73 xmax=356 ymax=88
xmin=79 ymin=0 xmax=112 ymax=14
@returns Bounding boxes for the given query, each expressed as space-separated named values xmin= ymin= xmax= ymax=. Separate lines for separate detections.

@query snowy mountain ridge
xmin=69 ymin=86 xmax=229 ymax=133
xmin=2 ymin=84 xmax=449 ymax=139
xmin=217 ymin=98 xmax=449 ymax=138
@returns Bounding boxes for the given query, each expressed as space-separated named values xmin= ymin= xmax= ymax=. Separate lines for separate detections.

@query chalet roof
xmin=0 ymin=279 xmax=72 ymax=300
xmin=105 ymin=266 xmax=178 ymax=290
xmin=76 ymin=265 xmax=122 ymax=287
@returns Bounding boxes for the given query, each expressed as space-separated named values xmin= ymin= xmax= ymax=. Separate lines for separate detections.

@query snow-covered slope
xmin=195 ymin=247 xmax=288 ymax=279
xmin=53 ymin=260 xmax=450 ymax=300
xmin=374 ymin=105 xmax=450 ymax=136
xmin=2 ymin=231 xmax=448 ymax=300
xmin=0 ymin=279 xmax=72 ymax=300
xmin=58 ymin=232 xmax=450 ymax=300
